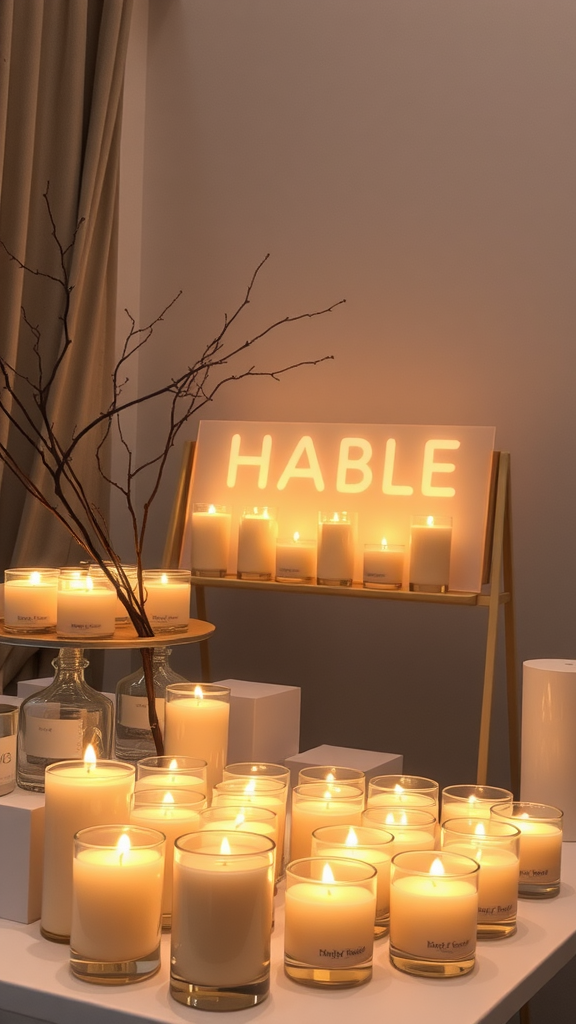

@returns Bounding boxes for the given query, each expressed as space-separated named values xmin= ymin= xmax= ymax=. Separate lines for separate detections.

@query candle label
xmin=0 ymin=735 xmax=16 ymax=786
xmin=119 ymin=696 xmax=165 ymax=731
xmin=478 ymin=902 xmax=514 ymax=919
xmin=425 ymin=936 xmax=473 ymax=953
xmin=25 ymin=708 xmax=84 ymax=758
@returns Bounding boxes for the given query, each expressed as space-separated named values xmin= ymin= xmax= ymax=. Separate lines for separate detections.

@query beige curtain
xmin=0 ymin=0 xmax=134 ymax=689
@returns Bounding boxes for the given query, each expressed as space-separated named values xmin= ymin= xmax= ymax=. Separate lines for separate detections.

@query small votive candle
xmin=363 ymin=541 xmax=404 ymax=589
xmin=70 ymin=824 xmax=165 ymax=984
xmin=389 ymin=850 xmax=479 ymax=978
xmin=164 ymin=684 xmax=230 ymax=798
xmin=213 ymin=776 xmax=287 ymax=879
xmin=170 ymin=831 xmax=275 ymax=1011
xmin=491 ymin=801 xmax=563 ymax=899
xmin=368 ymin=775 xmax=439 ymax=816
xmin=0 ymin=704 xmax=18 ymax=795
xmin=298 ymin=764 xmax=366 ymax=796
xmin=361 ymin=806 xmax=437 ymax=854
xmin=284 ymin=856 xmax=377 ymax=987
xmin=57 ymin=568 xmax=116 ymax=639
xmin=237 ymin=506 xmax=278 ymax=580
xmin=409 ymin=515 xmax=452 ymax=593
xmin=88 ymin=562 xmax=137 ymax=625
xmin=311 ymin=824 xmax=394 ymax=938
xmin=191 ymin=503 xmax=232 ymax=578
xmin=275 ymin=532 xmax=316 ymax=583
xmin=441 ymin=784 xmax=513 ymax=824
xmin=317 ymin=511 xmax=354 ymax=586
xmin=290 ymin=782 xmax=364 ymax=861
xmin=441 ymin=817 xmax=520 ymax=938
xmin=135 ymin=755 xmax=208 ymax=797
xmin=4 ymin=568 xmax=58 ymax=634
xmin=142 ymin=569 xmax=191 ymax=633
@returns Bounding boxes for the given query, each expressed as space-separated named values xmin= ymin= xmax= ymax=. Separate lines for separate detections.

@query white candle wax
xmin=164 ymin=692 xmax=229 ymax=796
xmin=56 ymin=580 xmax=116 ymax=638
xmin=312 ymin=843 xmax=391 ymax=922
xmin=135 ymin=771 xmax=206 ymax=795
xmin=514 ymin=821 xmax=563 ymax=884
xmin=213 ymin=783 xmax=286 ymax=877
xmin=441 ymin=797 xmax=500 ymax=823
xmin=71 ymin=839 xmax=164 ymax=961
xmin=317 ymin=517 xmax=354 ymax=583
xmin=275 ymin=534 xmax=316 ymax=581
xmin=363 ymin=543 xmax=404 ymax=588
xmin=368 ymin=791 xmax=437 ymax=811
xmin=41 ymin=760 xmax=134 ymax=939
xmin=130 ymin=800 xmax=204 ymax=918
xmin=285 ymin=875 xmax=376 ymax=968
xmin=390 ymin=872 xmax=478 ymax=960
xmin=4 ymin=573 xmax=57 ymax=631
xmin=290 ymin=788 xmax=363 ymax=861
xmin=144 ymin=574 xmax=190 ymax=631
xmin=171 ymin=837 xmax=274 ymax=987
xmin=191 ymin=507 xmax=231 ymax=574
xmin=409 ymin=517 xmax=452 ymax=588
xmin=237 ymin=512 xmax=277 ymax=577
xmin=445 ymin=843 xmax=519 ymax=923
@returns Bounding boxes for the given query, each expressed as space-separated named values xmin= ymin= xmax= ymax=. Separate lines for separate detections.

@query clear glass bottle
xmin=17 ymin=647 xmax=113 ymax=792
xmin=114 ymin=647 xmax=186 ymax=763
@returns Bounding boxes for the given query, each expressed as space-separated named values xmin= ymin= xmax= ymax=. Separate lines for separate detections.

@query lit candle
xmin=389 ymin=851 xmax=479 ymax=975
xmin=275 ymin=532 xmax=316 ymax=582
xmin=130 ymin=789 xmax=206 ymax=925
xmin=441 ymin=819 xmax=520 ymax=938
xmin=363 ymin=540 xmax=404 ymax=589
xmin=317 ymin=512 xmax=354 ymax=585
xmin=362 ymin=806 xmax=437 ymax=854
xmin=70 ymin=826 xmax=165 ymax=966
xmin=213 ymin=776 xmax=287 ymax=878
xmin=237 ymin=507 xmax=277 ymax=579
xmin=409 ymin=515 xmax=452 ymax=593
xmin=441 ymin=784 xmax=513 ymax=824
xmin=3 ymin=568 xmax=58 ymax=633
xmin=142 ymin=569 xmax=191 ymax=633
xmin=164 ymin=683 xmax=230 ymax=797
xmin=41 ymin=750 xmax=135 ymax=941
xmin=491 ymin=802 xmax=563 ymax=898
xmin=171 ymin=832 xmax=275 ymax=999
xmin=191 ymin=503 xmax=232 ymax=577
xmin=311 ymin=824 xmax=394 ymax=937
xmin=57 ymin=569 xmax=116 ymax=638
xmin=290 ymin=783 xmax=364 ymax=861
xmin=135 ymin=755 xmax=208 ymax=797
xmin=284 ymin=859 xmax=377 ymax=977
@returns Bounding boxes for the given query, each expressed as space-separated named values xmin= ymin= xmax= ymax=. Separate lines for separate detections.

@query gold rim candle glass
xmin=130 ymin=787 xmax=207 ymax=929
xmin=237 ymin=506 xmax=278 ymax=580
xmin=164 ymin=683 xmax=230 ymax=798
xmin=441 ymin=817 xmax=520 ymax=938
xmin=191 ymin=504 xmax=232 ymax=578
xmin=311 ymin=824 xmax=394 ymax=938
xmin=441 ymin=784 xmax=513 ymax=824
xmin=142 ymin=569 xmax=191 ymax=633
xmin=70 ymin=824 xmax=165 ymax=984
xmin=290 ymin=783 xmax=364 ymax=861
xmin=135 ymin=755 xmax=208 ymax=797
xmin=389 ymin=850 xmax=479 ymax=978
xmin=491 ymin=801 xmax=563 ymax=899
xmin=298 ymin=764 xmax=366 ymax=795
xmin=317 ymin=511 xmax=355 ymax=587
xmin=284 ymin=856 xmax=377 ymax=987
xmin=170 ymin=830 xmax=276 ymax=1010
xmin=362 ymin=806 xmax=437 ymax=854
xmin=3 ymin=568 xmax=58 ymax=634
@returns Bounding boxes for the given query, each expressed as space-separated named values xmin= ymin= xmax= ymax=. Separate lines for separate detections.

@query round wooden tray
xmin=0 ymin=619 xmax=215 ymax=650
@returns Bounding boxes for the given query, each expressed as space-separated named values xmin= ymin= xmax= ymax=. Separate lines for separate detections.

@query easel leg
xmin=194 ymin=584 xmax=212 ymax=683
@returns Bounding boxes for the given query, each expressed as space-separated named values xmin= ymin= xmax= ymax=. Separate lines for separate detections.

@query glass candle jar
xmin=3 ymin=568 xmax=58 ymax=634
xmin=368 ymin=774 xmax=439 ymax=816
xmin=441 ymin=784 xmax=513 ymax=824
xmin=441 ymin=817 xmax=520 ymax=938
xmin=237 ymin=506 xmax=278 ymax=580
xmin=135 ymin=755 xmax=208 ymax=797
xmin=57 ymin=568 xmax=116 ymax=639
xmin=290 ymin=783 xmax=364 ymax=861
xmin=491 ymin=801 xmax=563 ymax=899
xmin=361 ymin=806 xmax=437 ymax=854
xmin=142 ymin=569 xmax=191 ymax=633
xmin=409 ymin=515 xmax=452 ymax=593
xmin=191 ymin=503 xmax=232 ymax=578
xmin=317 ymin=511 xmax=354 ymax=586
xmin=298 ymin=764 xmax=366 ymax=795
xmin=164 ymin=683 xmax=230 ymax=798
xmin=311 ymin=823 xmax=394 ymax=938
xmin=363 ymin=542 xmax=404 ymax=590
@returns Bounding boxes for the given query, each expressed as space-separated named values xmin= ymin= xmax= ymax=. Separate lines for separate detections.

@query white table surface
xmin=0 ymin=844 xmax=575 ymax=1024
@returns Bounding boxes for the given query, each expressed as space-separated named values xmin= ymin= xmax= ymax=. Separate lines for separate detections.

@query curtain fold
xmin=0 ymin=0 xmax=134 ymax=689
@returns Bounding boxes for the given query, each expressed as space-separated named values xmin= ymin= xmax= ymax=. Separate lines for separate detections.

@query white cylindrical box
xmin=521 ymin=659 xmax=576 ymax=841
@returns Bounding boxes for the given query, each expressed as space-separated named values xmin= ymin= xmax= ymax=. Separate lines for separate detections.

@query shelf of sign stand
xmin=0 ymin=618 xmax=216 ymax=650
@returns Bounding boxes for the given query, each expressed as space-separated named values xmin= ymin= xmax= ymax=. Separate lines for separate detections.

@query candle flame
xmin=426 ymin=516 xmax=434 ymax=527
xmin=117 ymin=833 xmax=131 ymax=864
xmin=85 ymin=576 xmax=94 ymax=591
xmin=169 ymin=759 xmax=179 ymax=770
xmin=161 ymin=573 xmax=169 ymax=585
xmin=162 ymin=792 xmax=175 ymax=806
xmin=468 ymin=795 xmax=478 ymax=805
xmin=429 ymin=857 xmax=445 ymax=876
xmin=220 ymin=836 xmax=232 ymax=856
xmin=520 ymin=812 xmax=530 ymax=819
xmin=474 ymin=822 xmax=486 ymax=836
xmin=208 ymin=505 xmax=216 ymax=514
xmin=322 ymin=863 xmax=335 ymax=884
xmin=381 ymin=538 xmax=388 ymax=549
xmin=331 ymin=513 xmax=340 ymax=522
xmin=244 ymin=779 xmax=257 ymax=795
xmin=293 ymin=531 xmax=300 ymax=542
xmin=325 ymin=771 xmax=335 ymax=783
xmin=29 ymin=571 xmax=41 ymax=585
xmin=394 ymin=783 xmax=404 ymax=796
xmin=385 ymin=812 xmax=396 ymax=825
xmin=194 ymin=685 xmax=204 ymax=700
xmin=234 ymin=813 xmax=246 ymax=828
xmin=323 ymin=789 xmax=332 ymax=803
xmin=345 ymin=827 xmax=358 ymax=847
xmin=83 ymin=744 xmax=97 ymax=772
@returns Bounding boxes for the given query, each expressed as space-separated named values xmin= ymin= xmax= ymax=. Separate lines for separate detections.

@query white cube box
xmin=221 ymin=678 xmax=301 ymax=765
xmin=0 ymin=787 xmax=45 ymax=923
xmin=284 ymin=744 xmax=403 ymax=790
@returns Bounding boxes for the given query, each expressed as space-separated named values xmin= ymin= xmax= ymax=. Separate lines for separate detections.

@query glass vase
xmin=114 ymin=647 xmax=186 ymax=763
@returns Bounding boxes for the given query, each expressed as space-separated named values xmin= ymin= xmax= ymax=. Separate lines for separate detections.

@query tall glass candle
xmin=3 ymin=568 xmax=58 ymax=634
xmin=389 ymin=850 xmax=479 ymax=978
xmin=409 ymin=515 xmax=452 ymax=593
xmin=164 ymin=683 xmax=230 ymax=797
xmin=491 ymin=801 xmax=563 ymax=899
xmin=70 ymin=825 xmax=165 ymax=984
xmin=237 ymin=506 xmax=278 ymax=580
xmin=41 ymin=755 xmax=135 ymax=942
xmin=191 ymin=503 xmax=231 ymax=578
xmin=284 ymin=857 xmax=377 ymax=988
xmin=317 ymin=511 xmax=354 ymax=586
xmin=171 ymin=831 xmax=275 ymax=1011
xmin=441 ymin=817 xmax=520 ymax=938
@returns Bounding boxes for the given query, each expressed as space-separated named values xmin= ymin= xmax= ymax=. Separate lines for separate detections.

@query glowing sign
xmin=183 ymin=421 xmax=496 ymax=592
